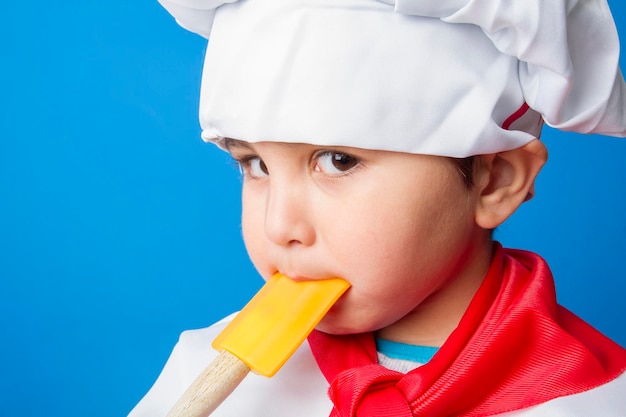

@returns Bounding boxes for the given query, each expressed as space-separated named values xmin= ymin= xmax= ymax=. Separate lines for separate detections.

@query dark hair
xmin=453 ymin=156 xmax=497 ymax=235
xmin=453 ymin=156 xmax=475 ymax=188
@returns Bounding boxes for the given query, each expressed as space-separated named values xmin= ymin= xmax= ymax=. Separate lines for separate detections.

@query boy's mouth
xmin=280 ymin=273 xmax=313 ymax=283
xmin=277 ymin=270 xmax=343 ymax=284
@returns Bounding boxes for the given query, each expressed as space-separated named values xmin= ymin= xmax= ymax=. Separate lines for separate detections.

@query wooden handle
xmin=166 ymin=350 xmax=250 ymax=417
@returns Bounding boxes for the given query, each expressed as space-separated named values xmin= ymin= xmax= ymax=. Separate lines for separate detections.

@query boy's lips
xmin=276 ymin=270 xmax=345 ymax=284
xmin=277 ymin=272 xmax=317 ymax=282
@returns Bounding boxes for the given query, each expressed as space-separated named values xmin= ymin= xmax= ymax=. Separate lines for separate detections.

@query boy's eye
xmin=240 ymin=156 xmax=269 ymax=178
xmin=315 ymin=151 xmax=359 ymax=174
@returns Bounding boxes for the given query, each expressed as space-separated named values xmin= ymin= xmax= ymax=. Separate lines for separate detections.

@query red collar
xmin=308 ymin=244 xmax=626 ymax=416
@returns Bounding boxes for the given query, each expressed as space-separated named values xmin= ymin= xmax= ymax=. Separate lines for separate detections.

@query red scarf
xmin=308 ymin=244 xmax=626 ymax=416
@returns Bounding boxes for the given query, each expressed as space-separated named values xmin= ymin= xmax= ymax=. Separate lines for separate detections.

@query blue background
xmin=1 ymin=2 xmax=624 ymax=416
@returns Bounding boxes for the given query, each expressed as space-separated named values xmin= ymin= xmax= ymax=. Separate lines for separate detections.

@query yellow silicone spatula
xmin=166 ymin=273 xmax=350 ymax=417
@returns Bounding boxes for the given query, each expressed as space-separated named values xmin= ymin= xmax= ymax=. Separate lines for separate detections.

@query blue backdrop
xmin=1 ymin=2 xmax=625 ymax=416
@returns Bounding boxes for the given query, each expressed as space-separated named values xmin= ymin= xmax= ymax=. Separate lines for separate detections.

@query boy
xmin=130 ymin=0 xmax=626 ymax=415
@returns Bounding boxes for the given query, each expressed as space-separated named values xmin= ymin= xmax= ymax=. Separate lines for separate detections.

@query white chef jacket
xmin=128 ymin=313 xmax=626 ymax=417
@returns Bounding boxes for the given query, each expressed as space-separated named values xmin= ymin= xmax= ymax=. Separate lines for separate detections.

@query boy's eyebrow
xmin=223 ymin=138 xmax=253 ymax=153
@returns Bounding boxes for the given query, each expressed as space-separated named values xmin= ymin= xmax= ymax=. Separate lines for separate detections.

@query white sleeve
xmin=127 ymin=313 xmax=332 ymax=417
xmin=127 ymin=315 xmax=234 ymax=417
xmin=157 ymin=0 xmax=237 ymax=38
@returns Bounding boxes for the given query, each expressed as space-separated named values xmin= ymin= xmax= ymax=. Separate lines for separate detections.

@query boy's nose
xmin=264 ymin=182 xmax=315 ymax=247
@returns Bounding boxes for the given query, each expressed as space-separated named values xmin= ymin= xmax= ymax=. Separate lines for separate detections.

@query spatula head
xmin=212 ymin=273 xmax=350 ymax=377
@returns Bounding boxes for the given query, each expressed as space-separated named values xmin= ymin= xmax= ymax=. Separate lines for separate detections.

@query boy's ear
xmin=474 ymin=139 xmax=548 ymax=229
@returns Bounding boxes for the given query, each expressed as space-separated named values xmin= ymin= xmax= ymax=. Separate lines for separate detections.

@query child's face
xmin=228 ymin=140 xmax=486 ymax=336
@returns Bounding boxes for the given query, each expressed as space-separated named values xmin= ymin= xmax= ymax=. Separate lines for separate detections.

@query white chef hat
xmin=159 ymin=0 xmax=625 ymax=157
